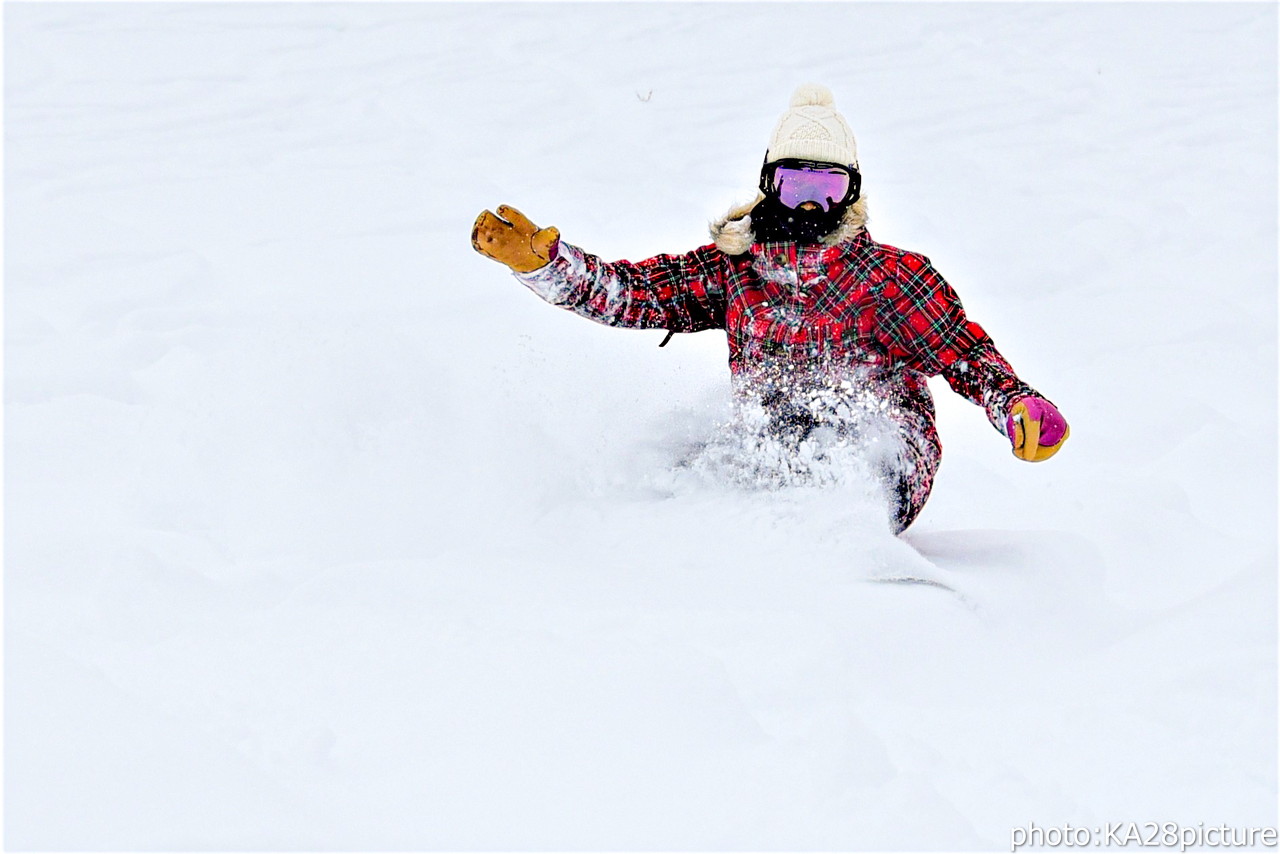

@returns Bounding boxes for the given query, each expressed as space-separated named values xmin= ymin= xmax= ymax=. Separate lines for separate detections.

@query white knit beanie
xmin=765 ymin=84 xmax=859 ymax=168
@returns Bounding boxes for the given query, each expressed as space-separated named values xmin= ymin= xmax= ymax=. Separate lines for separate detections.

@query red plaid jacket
xmin=516 ymin=228 xmax=1040 ymax=439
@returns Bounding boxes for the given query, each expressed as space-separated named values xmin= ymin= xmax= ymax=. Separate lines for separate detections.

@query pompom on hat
xmin=765 ymin=83 xmax=859 ymax=168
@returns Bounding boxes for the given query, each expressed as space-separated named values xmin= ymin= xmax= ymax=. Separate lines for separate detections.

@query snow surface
xmin=4 ymin=2 xmax=1277 ymax=850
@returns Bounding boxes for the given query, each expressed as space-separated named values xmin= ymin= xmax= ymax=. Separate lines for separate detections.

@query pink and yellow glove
xmin=1006 ymin=397 xmax=1069 ymax=462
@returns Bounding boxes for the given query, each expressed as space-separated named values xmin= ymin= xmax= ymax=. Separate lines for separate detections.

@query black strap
xmin=658 ymin=330 xmax=675 ymax=348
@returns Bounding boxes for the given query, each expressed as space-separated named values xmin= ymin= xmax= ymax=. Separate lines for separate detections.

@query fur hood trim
xmin=708 ymin=192 xmax=869 ymax=255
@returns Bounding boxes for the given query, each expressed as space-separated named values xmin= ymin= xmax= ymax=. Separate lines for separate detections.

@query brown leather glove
xmin=471 ymin=205 xmax=561 ymax=274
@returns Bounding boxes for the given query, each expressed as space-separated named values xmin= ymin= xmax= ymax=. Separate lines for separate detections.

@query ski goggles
xmin=770 ymin=162 xmax=858 ymax=211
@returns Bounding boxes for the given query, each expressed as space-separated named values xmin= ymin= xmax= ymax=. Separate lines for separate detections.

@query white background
xmin=5 ymin=2 xmax=1277 ymax=849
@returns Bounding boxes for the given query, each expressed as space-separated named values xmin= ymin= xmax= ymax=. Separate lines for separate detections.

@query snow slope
xmin=5 ymin=3 xmax=1277 ymax=849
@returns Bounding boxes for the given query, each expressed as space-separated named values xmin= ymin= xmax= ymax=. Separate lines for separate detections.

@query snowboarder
xmin=471 ymin=84 xmax=1069 ymax=532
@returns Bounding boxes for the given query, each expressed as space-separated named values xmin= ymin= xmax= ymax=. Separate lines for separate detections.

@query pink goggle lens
xmin=775 ymin=166 xmax=851 ymax=211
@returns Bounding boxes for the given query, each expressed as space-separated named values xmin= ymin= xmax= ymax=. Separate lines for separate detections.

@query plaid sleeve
xmin=941 ymin=325 xmax=1042 ymax=435
xmin=876 ymin=251 xmax=1039 ymax=434
xmin=514 ymin=240 xmax=726 ymax=333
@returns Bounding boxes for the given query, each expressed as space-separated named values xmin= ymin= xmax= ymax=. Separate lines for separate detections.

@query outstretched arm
xmin=472 ymin=205 xmax=726 ymax=333
xmin=876 ymin=251 xmax=1069 ymax=462
xmin=940 ymin=326 xmax=1069 ymax=461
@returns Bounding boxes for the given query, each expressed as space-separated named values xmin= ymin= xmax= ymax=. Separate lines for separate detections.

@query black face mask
xmin=752 ymin=158 xmax=859 ymax=244
xmin=750 ymin=192 xmax=850 ymax=244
